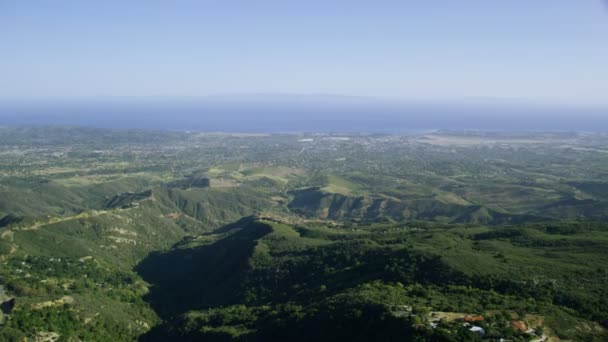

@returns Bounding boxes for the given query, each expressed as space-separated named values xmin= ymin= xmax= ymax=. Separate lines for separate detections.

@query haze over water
xmin=1 ymin=96 xmax=607 ymax=132
xmin=2 ymin=1 xmax=608 ymax=132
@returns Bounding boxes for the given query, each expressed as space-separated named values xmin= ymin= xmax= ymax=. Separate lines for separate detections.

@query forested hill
xmin=137 ymin=217 xmax=608 ymax=341
xmin=0 ymin=127 xmax=607 ymax=341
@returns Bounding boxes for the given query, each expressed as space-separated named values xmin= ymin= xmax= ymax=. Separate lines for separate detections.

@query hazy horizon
xmin=1 ymin=94 xmax=608 ymax=132
xmin=2 ymin=1 xmax=608 ymax=107
xmin=2 ymin=1 xmax=607 ymax=131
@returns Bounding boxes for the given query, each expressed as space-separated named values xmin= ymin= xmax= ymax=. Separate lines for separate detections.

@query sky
xmin=1 ymin=0 xmax=607 ymax=106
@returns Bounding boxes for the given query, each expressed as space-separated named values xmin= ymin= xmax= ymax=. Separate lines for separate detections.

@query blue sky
xmin=1 ymin=0 xmax=607 ymax=106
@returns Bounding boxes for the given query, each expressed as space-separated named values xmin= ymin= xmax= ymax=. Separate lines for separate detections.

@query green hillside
xmin=138 ymin=218 xmax=608 ymax=341
xmin=1 ymin=127 xmax=608 ymax=341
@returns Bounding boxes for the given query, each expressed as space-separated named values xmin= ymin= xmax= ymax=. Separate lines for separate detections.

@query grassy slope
xmin=0 ymin=181 xmax=274 ymax=340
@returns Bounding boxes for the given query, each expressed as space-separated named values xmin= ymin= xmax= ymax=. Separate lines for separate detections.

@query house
xmin=461 ymin=314 xmax=485 ymax=323
xmin=512 ymin=320 xmax=527 ymax=332
xmin=470 ymin=326 xmax=485 ymax=335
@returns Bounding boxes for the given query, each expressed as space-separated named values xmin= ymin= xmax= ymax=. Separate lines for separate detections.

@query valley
xmin=0 ymin=127 xmax=607 ymax=341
